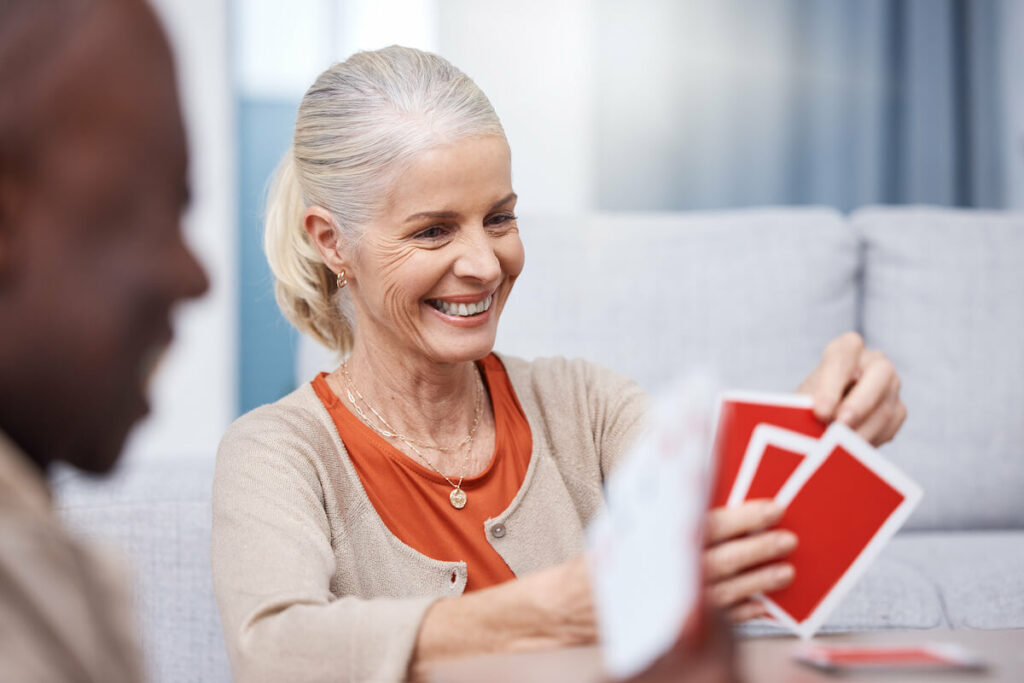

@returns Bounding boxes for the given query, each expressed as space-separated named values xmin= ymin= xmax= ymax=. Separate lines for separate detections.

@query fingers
xmin=835 ymin=350 xmax=897 ymax=426
xmin=879 ymin=400 xmax=908 ymax=445
xmin=799 ymin=334 xmax=906 ymax=446
xmin=706 ymin=562 xmax=794 ymax=609
xmin=704 ymin=529 xmax=797 ymax=581
xmin=832 ymin=348 xmax=905 ymax=446
xmin=726 ymin=600 xmax=768 ymax=623
xmin=705 ymin=501 xmax=783 ymax=545
xmin=704 ymin=503 xmax=798 ymax=621
xmin=849 ymin=385 xmax=907 ymax=446
xmin=807 ymin=332 xmax=864 ymax=422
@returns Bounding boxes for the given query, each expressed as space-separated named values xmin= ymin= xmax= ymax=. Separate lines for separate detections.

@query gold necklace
xmin=340 ymin=362 xmax=482 ymax=509
xmin=341 ymin=362 xmax=483 ymax=453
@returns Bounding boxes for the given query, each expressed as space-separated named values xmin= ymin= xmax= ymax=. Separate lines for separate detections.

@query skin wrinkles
xmin=290 ymin=63 xmax=902 ymax=672
xmin=356 ymin=200 xmax=516 ymax=367
xmin=306 ymin=135 xmax=523 ymax=469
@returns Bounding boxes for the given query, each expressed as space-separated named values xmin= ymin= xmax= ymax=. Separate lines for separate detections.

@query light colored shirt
xmin=0 ymin=431 xmax=143 ymax=683
xmin=312 ymin=353 xmax=532 ymax=592
xmin=213 ymin=354 xmax=648 ymax=682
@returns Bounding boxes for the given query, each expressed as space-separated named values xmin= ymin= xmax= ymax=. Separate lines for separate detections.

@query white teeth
xmin=430 ymin=295 xmax=493 ymax=317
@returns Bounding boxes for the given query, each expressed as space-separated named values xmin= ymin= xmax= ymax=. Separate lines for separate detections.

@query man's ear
xmin=303 ymin=205 xmax=350 ymax=278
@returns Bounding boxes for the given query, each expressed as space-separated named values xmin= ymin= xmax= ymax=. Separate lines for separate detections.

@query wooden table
xmin=426 ymin=630 xmax=1024 ymax=682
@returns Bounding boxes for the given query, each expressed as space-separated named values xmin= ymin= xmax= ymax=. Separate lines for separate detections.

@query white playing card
xmin=587 ymin=372 xmax=718 ymax=679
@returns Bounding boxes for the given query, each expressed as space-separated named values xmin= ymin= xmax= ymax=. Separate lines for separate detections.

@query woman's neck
xmin=335 ymin=339 xmax=486 ymax=449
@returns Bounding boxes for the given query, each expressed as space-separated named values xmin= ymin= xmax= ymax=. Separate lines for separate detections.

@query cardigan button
xmin=491 ymin=523 xmax=506 ymax=539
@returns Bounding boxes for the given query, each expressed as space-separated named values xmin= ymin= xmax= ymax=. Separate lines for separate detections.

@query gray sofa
xmin=55 ymin=206 xmax=1024 ymax=681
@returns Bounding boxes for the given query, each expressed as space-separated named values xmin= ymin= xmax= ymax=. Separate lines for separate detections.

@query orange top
xmin=312 ymin=353 xmax=533 ymax=592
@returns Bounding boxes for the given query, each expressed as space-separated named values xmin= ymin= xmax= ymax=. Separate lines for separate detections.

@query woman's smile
xmin=343 ymin=135 xmax=524 ymax=363
xmin=426 ymin=293 xmax=494 ymax=317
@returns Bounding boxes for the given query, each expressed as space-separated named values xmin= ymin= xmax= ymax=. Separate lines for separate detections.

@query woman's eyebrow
xmin=403 ymin=193 xmax=518 ymax=223
xmin=490 ymin=192 xmax=517 ymax=210
xmin=404 ymin=210 xmax=458 ymax=223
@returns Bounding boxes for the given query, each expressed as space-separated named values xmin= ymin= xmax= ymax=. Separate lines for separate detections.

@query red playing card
xmin=709 ymin=393 xmax=826 ymax=509
xmin=760 ymin=423 xmax=922 ymax=638
xmin=727 ymin=425 xmax=819 ymax=507
xmin=793 ymin=643 xmax=986 ymax=673
xmin=747 ymin=445 xmax=805 ymax=500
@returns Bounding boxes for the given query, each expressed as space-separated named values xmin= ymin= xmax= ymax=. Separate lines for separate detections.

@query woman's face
xmin=346 ymin=135 xmax=524 ymax=364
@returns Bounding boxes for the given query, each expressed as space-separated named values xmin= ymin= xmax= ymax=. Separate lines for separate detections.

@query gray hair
xmin=264 ymin=45 xmax=506 ymax=355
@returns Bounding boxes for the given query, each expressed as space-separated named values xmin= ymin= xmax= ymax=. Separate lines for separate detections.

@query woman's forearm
xmin=411 ymin=556 xmax=596 ymax=672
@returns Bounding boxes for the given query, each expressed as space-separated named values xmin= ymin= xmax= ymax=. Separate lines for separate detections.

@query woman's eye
xmin=487 ymin=213 xmax=517 ymax=227
xmin=415 ymin=225 xmax=448 ymax=240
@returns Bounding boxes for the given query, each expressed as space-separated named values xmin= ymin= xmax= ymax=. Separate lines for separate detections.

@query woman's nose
xmin=452 ymin=228 xmax=501 ymax=284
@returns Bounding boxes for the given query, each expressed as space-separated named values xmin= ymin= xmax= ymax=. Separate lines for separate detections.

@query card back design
xmin=760 ymin=423 xmax=923 ymax=638
xmin=727 ymin=425 xmax=819 ymax=506
xmin=710 ymin=393 xmax=825 ymax=509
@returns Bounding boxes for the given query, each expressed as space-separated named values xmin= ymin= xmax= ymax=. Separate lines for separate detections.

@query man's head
xmin=0 ymin=0 xmax=208 ymax=474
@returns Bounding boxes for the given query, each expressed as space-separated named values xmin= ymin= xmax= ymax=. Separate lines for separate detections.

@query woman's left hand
xmin=703 ymin=333 xmax=906 ymax=624
xmin=703 ymin=501 xmax=796 ymax=622
xmin=797 ymin=332 xmax=907 ymax=446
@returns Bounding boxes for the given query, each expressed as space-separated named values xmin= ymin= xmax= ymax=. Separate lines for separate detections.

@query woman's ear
xmin=303 ymin=206 xmax=349 ymax=276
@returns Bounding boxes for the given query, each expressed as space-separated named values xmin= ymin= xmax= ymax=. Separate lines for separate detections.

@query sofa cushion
xmin=741 ymin=530 xmax=1024 ymax=637
xmin=884 ymin=531 xmax=1024 ymax=630
xmin=855 ymin=207 xmax=1024 ymax=530
xmin=739 ymin=533 xmax=947 ymax=636
xmin=53 ymin=456 xmax=230 ymax=683
xmin=497 ymin=208 xmax=859 ymax=394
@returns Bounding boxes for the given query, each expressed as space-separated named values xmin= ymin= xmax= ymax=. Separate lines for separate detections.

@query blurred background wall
xmin=127 ymin=0 xmax=1023 ymax=462
xmin=119 ymin=0 xmax=234 ymax=463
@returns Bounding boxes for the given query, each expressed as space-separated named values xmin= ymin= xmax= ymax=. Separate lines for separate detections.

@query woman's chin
xmin=422 ymin=329 xmax=499 ymax=365
xmin=416 ymin=303 xmax=503 ymax=362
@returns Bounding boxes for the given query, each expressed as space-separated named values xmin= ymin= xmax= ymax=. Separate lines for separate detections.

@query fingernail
xmin=776 ymin=532 xmax=798 ymax=552
xmin=763 ymin=502 xmax=785 ymax=522
xmin=774 ymin=565 xmax=794 ymax=582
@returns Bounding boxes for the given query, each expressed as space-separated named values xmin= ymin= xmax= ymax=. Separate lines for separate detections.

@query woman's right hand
xmin=412 ymin=554 xmax=597 ymax=672
xmin=510 ymin=554 xmax=598 ymax=650
xmin=703 ymin=500 xmax=797 ymax=622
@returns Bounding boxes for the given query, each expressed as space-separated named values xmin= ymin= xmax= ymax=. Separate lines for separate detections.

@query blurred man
xmin=0 ymin=0 xmax=207 ymax=679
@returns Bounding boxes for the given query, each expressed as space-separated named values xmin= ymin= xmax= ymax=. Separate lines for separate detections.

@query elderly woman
xmin=212 ymin=46 xmax=904 ymax=682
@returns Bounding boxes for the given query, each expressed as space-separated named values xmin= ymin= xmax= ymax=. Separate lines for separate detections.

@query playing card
xmin=793 ymin=642 xmax=986 ymax=673
xmin=710 ymin=392 xmax=826 ymax=509
xmin=759 ymin=422 xmax=923 ymax=639
xmin=726 ymin=425 xmax=819 ymax=507
xmin=587 ymin=372 xmax=718 ymax=679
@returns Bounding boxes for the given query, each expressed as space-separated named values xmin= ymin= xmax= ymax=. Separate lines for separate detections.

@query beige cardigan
xmin=0 ymin=432 xmax=143 ymax=683
xmin=212 ymin=354 xmax=647 ymax=682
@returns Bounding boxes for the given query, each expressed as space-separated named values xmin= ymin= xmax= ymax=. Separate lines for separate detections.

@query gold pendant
xmin=449 ymin=488 xmax=467 ymax=509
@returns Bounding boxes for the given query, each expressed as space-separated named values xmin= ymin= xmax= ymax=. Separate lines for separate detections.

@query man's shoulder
xmin=0 ymin=508 xmax=143 ymax=683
